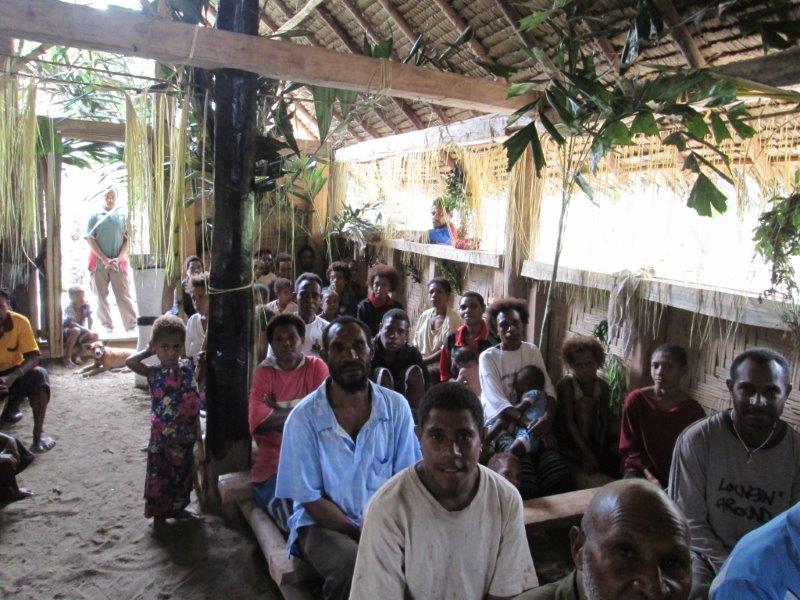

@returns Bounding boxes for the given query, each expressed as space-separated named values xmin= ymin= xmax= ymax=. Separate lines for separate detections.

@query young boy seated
xmin=487 ymin=451 xmax=521 ymax=490
xmin=556 ymin=335 xmax=620 ymax=479
xmin=371 ymin=309 xmax=427 ymax=412
xmin=254 ymin=304 xmax=277 ymax=362
xmin=453 ymin=347 xmax=481 ymax=396
xmin=486 ymin=365 xmax=551 ymax=458
xmin=350 ymin=382 xmax=537 ymax=599
xmin=265 ymin=278 xmax=298 ymax=315
xmin=253 ymin=283 xmax=271 ymax=305
xmin=320 ymin=288 xmax=340 ymax=322
xmin=62 ymin=285 xmax=99 ymax=368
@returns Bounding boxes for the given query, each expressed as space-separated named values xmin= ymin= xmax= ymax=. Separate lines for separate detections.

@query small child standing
xmin=266 ymin=278 xmax=298 ymax=315
xmin=486 ymin=365 xmax=550 ymax=458
xmin=453 ymin=347 xmax=481 ymax=396
xmin=126 ymin=315 xmax=202 ymax=528
xmin=62 ymin=285 xmax=98 ymax=368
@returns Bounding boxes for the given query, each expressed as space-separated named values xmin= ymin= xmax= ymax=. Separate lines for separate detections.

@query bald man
xmin=516 ymin=479 xmax=692 ymax=600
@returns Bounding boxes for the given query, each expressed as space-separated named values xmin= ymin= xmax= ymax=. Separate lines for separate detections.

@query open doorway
xmin=59 ymin=161 xmax=137 ymax=343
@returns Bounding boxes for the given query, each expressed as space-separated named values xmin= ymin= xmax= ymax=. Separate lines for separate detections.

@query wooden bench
xmin=523 ymin=487 xmax=600 ymax=529
xmin=218 ymin=471 xmax=315 ymax=600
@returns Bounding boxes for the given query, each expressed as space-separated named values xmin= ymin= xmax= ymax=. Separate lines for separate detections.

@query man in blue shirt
xmin=710 ymin=501 xmax=800 ymax=599
xmin=275 ymin=316 xmax=420 ymax=600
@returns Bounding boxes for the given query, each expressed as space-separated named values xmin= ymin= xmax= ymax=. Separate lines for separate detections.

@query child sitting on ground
xmin=126 ymin=315 xmax=202 ymax=530
xmin=485 ymin=365 xmax=551 ymax=458
xmin=266 ymin=278 xmax=298 ymax=315
xmin=453 ymin=347 xmax=481 ymax=397
xmin=320 ymin=288 xmax=340 ymax=322
xmin=62 ymin=285 xmax=99 ymax=368
xmin=487 ymin=452 xmax=521 ymax=491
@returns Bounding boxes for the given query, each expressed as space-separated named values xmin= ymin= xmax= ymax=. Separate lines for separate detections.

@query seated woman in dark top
xmin=356 ymin=263 xmax=403 ymax=336
xmin=371 ymin=309 xmax=427 ymax=413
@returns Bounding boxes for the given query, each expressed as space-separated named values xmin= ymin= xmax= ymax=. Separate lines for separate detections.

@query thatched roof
xmin=203 ymin=0 xmax=800 ymax=144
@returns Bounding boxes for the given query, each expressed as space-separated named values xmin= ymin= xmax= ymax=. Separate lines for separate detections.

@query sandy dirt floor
xmin=0 ymin=364 xmax=280 ymax=600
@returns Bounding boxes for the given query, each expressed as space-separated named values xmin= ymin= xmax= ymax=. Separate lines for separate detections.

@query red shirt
xmin=248 ymin=356 xmax=329 ymax=483
xmin=438 ymin=321 xmax=493 ymax=382
xmin=618 ymin=388 xmax=705 ymax=487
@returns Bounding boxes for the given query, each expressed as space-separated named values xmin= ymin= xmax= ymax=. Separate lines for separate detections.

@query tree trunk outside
xmin=202 ymin=0 xmax=259 ymax=511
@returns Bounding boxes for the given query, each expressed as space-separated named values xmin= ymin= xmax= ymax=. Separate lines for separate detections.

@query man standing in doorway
xmin=85 ymin=188 xmax=137 ymax=333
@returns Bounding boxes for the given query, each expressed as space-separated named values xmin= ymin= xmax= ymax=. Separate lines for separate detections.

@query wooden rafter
xmin=716 ymin=47 xmax=800 ymax=87
xmin=312 ymin=1 xmax=425 ymax=131
xmin=276 ymin=0 xmax=326 ymax=33
xmin=375 ymin=0 xmax=417 ymax=45
xmin=270 ymin=0 xmax=399 ymax=134
xmin=337 ymin=0 xmax=449 ymax=126
xmin=0 ymin=1 xmax=535 ymax=114
xmin=430 ymin=0 xmax=492 ymax=63
xmin=652 ymin=0 xmax=707 ymax=68
xmin=255 ymin=4 xmax=377 ymax=141
xmin=492 ymin=0 xmax=538 ymax=52
xmin=581 ymin=17 xmax=619 ymax=69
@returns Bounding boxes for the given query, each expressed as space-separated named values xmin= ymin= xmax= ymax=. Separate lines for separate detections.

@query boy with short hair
xmin=350 ymin=382 xmax=537 ymax=599
xmin=266 ymin=278 xmax=298 ymax=315
xmin=487 ymin=452 xmax=521 ymax=490
xmin=62 ymin=285 xmax=99 ymax=368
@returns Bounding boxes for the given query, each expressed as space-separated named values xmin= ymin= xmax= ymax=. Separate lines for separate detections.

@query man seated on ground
xmin=0 ymin=289 xmax=54 ymax=452
xmin=710 ymin=499 xmax=800 ymax=599
xmin=669 ymin=347 xmax=800 ymax=600
xmin=350 ymin=382 xmax=538 ymax=599
xmin=518 ymin=478 xmax=692 ymax=599
xmin=248 ymin=314 xmax=328 ymax=532
xmin=275 ymin=317 xmax=420 ymax=600
xmin=371 ymin=309 xmax=427 ymax=414
xmin=0 ymin=431 xmax=35 ymax=505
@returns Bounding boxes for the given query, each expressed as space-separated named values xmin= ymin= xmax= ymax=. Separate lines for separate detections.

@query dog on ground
xmin=75 ymin=341 xmax=134 ymax=377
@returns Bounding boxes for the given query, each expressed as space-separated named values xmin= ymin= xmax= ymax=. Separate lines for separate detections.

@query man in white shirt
xmin=350 ymin=382 xmax=538 ymax=599
xmin=185 ymin=275 xmax=208 ymax=360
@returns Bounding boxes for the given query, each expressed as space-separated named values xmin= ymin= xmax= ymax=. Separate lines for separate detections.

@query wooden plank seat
xmin=218 ymin=470 xmax=315 ymax=598
xmin=523 ymin=487 xmax=600 ymax=529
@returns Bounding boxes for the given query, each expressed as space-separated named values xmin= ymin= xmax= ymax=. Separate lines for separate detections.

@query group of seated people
xmin=231 ymin=248 xmax=800 ymax=599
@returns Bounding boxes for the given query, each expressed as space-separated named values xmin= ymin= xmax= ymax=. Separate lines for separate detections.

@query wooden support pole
xmin=203 ymin=0 xmax=259 ymax=507
xmin=0 ymin=0 xmax=536 ymax=114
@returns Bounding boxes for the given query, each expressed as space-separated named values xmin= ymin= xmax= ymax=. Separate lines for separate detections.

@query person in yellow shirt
xmin=0 ymin=288 xmax=55 ymax=453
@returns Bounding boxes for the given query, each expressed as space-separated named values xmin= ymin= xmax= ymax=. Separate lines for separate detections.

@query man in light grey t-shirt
xmin=669 ymin=347 xmax=800 ymax=600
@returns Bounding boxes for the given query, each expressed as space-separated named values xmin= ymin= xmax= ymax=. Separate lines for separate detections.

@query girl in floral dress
xmin=126 ymin=315 xmax=202 ymax=526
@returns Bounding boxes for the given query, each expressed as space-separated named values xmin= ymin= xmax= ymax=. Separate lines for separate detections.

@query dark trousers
xmin=298 ymin=525 xmax=358 ymax=600
xmin=689 ymin=551 xmax=716 ymax=600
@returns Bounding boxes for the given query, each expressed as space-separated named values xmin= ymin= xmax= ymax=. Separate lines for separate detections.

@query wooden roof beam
xmin=652 ymin=0 xmax=707 ymax=68
xmin=0 ymin=0 xmax=535 ymax=114
xmin=430 ymin=0 xmax=492 ymax=63
xmin=715 ymin=47 xmax=800 ymax=88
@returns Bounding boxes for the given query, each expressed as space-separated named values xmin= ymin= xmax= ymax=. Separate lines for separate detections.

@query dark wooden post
xmin=202 ymin=0 xmax=260 ymax=510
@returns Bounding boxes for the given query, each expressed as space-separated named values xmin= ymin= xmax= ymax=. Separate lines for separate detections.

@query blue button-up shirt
xmin=275 ymin=379 xmax=421 ymax=553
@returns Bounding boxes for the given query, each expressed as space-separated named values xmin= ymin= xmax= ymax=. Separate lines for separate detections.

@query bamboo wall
xmin=540 ymin=286 xmax=800 ymax=431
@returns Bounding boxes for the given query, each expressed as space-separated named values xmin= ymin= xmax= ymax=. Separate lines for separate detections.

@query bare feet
xmin=13 ymin=487 xmax=33 ymax=501
xmin=62 ymin=358 xmax=76 ymax=368
xmin=30 ymin=436 xmax=56 ymax=453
